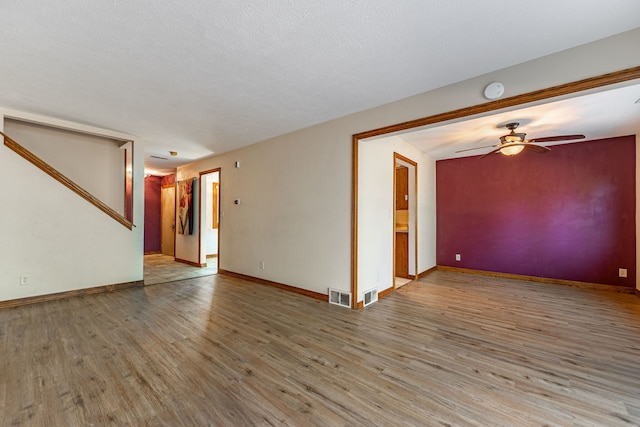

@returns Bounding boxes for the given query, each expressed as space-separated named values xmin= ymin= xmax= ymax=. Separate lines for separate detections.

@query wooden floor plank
xmin=1 ymin=270 xmax=639 ymax=425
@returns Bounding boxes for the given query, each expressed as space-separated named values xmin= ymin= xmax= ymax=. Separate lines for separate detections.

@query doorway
xmin=199 ymin=168 xmax=221 ymax=269
xmin=394 ymin=153 xmax=417 ymax=288
xmin=160 ymin=184 xmax=176 ymax=256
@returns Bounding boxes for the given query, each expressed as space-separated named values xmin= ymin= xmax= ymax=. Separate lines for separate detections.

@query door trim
xmin=393 ymin=153 xmax=418 ymax=286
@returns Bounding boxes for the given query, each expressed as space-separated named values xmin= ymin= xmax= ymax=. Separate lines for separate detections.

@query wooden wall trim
xmin=378 ymin=286 xmax=394 ymax=299
xmin=437 ymin=266 xmax=636 ymax=294
xmin=354 ymin=66 xmax=640 ymax=140
xmin=635 ymin=289 xmax=640 ymax=299
xmin=2 ymin=131 xmax=134 ymax=230
xmin=418 ymin=266 xmax=438 ymax=278
xmin=175 ymin=258 xmax=206 ymax=268
xmin=198 ymin=167 xmax=221 ymax=268
xmin=219 ymin=269 xmax=329 ymax=302
xmin=0 ymin=280 xmax=143 ymax=310
xmin=350 ymin=135 xmax=359 ymax=308
xmin=357 ymin=285 xmax=394 ymax=309
xmin=362 ymin=267 xmax=434 ymax=308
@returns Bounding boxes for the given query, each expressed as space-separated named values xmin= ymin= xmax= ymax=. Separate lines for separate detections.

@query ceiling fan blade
xmin=479 ymin=146 xmax=505 ymax=159
xmin=455 ymin=144 xmax=497 ymax=153
xmin=479 ymin=142 xmax=534 ymax=159
xmin=527 ymin=134 xmax=585 ymax=143
xmin=524 ymin=143 xmax=551 ymax=153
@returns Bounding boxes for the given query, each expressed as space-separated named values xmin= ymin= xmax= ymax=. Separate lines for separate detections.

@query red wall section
xmin=144 ymin=175 xmax=162 ymax=253
xmin=436 ymin=135 xmax=636 ymax=287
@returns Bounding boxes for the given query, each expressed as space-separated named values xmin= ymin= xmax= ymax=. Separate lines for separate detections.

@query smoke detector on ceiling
xmin=484 ymin=82 xmax=505 ymax=100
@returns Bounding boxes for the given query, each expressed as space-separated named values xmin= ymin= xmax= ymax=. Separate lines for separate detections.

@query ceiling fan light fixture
xmin=503 ymin=133 xmax=525 ymax=143
xmin=499 ymin=144 xmax=525 ymax=156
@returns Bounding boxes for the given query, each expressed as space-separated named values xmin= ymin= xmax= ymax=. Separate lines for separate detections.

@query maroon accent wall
xmin=436 ymin=135 xmax=636 ymax=287
xmin=144 ymin=176 xmax=162 ymax=253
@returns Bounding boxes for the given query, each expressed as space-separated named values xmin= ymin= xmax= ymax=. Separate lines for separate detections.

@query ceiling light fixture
xmin=498 ymin=144 xmax=525 ymax=156
xmin=169 ymin=151 xmax=178 ymax=156
xmin=498 ymin=123 xmax=526 ymax=156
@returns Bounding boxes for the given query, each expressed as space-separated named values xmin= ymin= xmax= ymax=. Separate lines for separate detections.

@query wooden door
xmin=395 ymin=232 xmax=409 ymax=277
xmin=161 ymin=185 xmax=176 ymax=256
xmin=395 ymin=165 xmax=409 ymax=210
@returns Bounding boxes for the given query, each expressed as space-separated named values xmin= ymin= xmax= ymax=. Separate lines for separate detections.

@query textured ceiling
xmin=1 ymin=1 xmax=639 ymax=173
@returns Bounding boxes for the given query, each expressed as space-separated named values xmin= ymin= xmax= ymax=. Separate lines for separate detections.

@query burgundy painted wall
xmin=144 ymin=175 xmax=162 ymax=253
xmin=436 ymin=135 xmax=636 ymax=287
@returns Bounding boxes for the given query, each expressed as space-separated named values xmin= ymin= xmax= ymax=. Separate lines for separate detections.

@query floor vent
xmin=329 ymin=288 xmax=351 ymax=308
xmin=363 ymin=288 xmax=378 ymax=307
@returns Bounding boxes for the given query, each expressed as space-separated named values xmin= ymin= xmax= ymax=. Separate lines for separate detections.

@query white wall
xmin=358 ymin=136 xmax=436 ymax=298
xmin=0 ymin=108 xmax=144 ymax=302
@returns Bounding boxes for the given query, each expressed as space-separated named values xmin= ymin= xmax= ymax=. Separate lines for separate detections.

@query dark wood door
xmin=395 ymin=232 xmax=409 ymax=278
xmin=395 ymin=166 xmax=408 ymax=210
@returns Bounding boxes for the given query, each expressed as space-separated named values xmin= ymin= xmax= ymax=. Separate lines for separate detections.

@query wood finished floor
xmin=144 ymin=254 xmax=218 ymax=285
xmin=1 ymin=271 xmax=639 ymax=426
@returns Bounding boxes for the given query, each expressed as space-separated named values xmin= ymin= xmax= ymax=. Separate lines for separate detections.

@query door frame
xmin=198 ymin=168 xmax=221 ymax=268
xmin=351 ymin=67 xmax=640 ymax=308
xmin=393 ymin=153 xmax=418 ymax=286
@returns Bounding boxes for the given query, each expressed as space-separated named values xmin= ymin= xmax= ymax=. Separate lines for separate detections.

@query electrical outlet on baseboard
xmin=455 ymin=254 xmax=461 ymax=262
xmin=619 ymin=268 xmax=627 ymax=278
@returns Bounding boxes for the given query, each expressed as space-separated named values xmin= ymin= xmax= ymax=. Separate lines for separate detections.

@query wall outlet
xmin=20 ymin=275 xmax=29 ymax=286
xmin=259 ymin=261 xmax=265 ymax=270
xmin=619 ymin=268 xmax=628 ymax=278
xmin=455 ymin=254 xmax=461 ymax=262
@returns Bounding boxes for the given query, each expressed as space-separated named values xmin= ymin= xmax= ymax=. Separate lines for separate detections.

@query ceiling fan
xmin=456 ymin=122 xmax=585 ymax=158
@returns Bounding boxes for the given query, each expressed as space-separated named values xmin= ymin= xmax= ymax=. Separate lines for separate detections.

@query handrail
xmin=1 ymin=131 xmax=134 ymax=230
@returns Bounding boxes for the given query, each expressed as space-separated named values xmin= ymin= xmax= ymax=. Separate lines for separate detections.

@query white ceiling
xmin=1 ymin=1 xmax=639 ymax=174
xmin=397 ymin=82 xmax=640 ymax=160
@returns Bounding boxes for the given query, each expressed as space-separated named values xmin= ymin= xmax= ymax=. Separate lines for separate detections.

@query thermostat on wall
xmin=483 ymin=82 xmax=504 ymax=100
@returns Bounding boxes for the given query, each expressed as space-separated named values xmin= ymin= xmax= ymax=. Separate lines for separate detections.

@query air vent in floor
xmin=329 ymin=288 xmax=351 ymax=308
xmin=363 ymin=288 xmax=378 ymax=307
